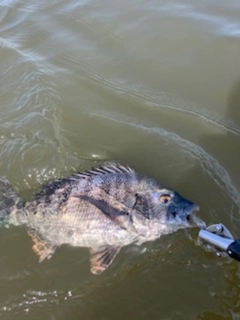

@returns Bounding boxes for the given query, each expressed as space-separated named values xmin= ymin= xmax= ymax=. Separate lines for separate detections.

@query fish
xmin=0 ymin=164 xmax=204 ymax=275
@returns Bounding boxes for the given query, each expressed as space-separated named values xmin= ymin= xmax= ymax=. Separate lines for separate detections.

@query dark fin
xmin=0 ymin=177 xmax=23 ymax=222
xmin=89 ymin=246 xmax=121 ymax=275
xmin=28 ymin=229 xmax=57 ymax=262
xmin=73 ymin=164 xmax=134 ymax=180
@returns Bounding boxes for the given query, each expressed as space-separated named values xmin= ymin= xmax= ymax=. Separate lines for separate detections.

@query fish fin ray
xmin=74 ymin=164 xmax=134 ymax=180
xmin=89 ymin=246 xmax=121 ymax=275
xmin=28 ymin=229 xmax=57 ymax=262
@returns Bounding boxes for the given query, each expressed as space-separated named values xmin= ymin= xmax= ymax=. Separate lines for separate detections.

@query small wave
xmin=0 ymin=40 xmax=80 ymax=186
xmin=0 ymin=290 xmax=61 ymax=317
xmin=145 ymin=2 xmax=240 ymax=37
xmin=89 ymin=110 xmax=240 ymax=208
xmin=83 ymin=74 xmax=240 ymax=137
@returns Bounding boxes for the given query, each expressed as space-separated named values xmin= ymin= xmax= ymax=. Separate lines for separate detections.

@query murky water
xmin=0 ymin=0 xmax=240 ymax=319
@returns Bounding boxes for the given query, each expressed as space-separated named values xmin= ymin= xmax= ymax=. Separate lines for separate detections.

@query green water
xmin=0 ymin=1 xmax=240 ymax=319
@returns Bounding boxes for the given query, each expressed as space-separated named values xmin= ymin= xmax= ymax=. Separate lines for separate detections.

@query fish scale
xmin=0 ymin=164 xmax=203 ymax=274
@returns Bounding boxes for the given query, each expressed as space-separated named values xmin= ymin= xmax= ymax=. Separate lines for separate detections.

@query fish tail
xmin=0 ymin=177 xmax=23 ymax=226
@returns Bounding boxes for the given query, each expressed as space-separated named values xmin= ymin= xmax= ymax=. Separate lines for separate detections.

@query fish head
xmin=146 ymin=186 xmax=205 ymax=229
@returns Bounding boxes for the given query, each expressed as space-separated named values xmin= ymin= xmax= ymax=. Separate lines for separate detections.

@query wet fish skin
xmin=0 ymin=164 xmax=202 ymax=274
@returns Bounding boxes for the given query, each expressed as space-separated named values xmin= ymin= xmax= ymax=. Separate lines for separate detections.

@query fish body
xmin=0 ymin=164 xmax=202 ymax=274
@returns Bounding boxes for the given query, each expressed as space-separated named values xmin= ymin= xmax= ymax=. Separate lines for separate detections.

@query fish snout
xmin=184 ymin=204 xmax=206 ymax=228
xmin=168 ymin=197 xmax=205 ymax=228
xmin=176 ymin=203 xmax=198 ymax=222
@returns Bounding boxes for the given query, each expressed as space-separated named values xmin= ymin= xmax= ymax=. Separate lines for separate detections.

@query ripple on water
xmin=0 ymin=43 xmax=80 ymax=187
xmin=38 ymin=0 xmax=240 ymax=138
xmin=89 ymin=110 xmax=240 ymax=210
xmin=82 ymin=73 xmax=240 ymax=137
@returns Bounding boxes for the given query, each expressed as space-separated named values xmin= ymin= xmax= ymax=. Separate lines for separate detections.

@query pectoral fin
xmin=28 ymin=229 xmax=57 ymax=262
xmin=90 ymin=246 xmax=121 ymax=275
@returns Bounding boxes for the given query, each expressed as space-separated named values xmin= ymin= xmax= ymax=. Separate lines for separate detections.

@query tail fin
xmin=0 ymin=177 xmax=22 ymax=224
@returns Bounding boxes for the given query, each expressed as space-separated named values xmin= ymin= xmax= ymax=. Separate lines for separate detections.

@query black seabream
xmin=0 ymin=164 xmax=204 ymax=274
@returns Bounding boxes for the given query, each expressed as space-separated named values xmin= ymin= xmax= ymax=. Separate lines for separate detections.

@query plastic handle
xmin=227 ymin=240 xmax=240 ymax=262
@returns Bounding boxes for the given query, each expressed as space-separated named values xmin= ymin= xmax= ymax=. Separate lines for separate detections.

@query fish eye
xmin=159 ymin=194 xmax=171 ymax=204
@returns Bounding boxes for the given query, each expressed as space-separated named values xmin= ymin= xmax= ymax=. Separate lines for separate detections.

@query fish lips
xmin=168 ymin=202 xmax=205 ymax=228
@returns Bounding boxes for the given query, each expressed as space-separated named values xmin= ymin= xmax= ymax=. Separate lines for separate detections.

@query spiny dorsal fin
xmin=89 ymin=246 xmax=121 ymax=275
xmin=74 ymin=164 xmax=134 ymax=179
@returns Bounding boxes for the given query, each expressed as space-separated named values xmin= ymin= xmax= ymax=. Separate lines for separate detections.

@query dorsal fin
xmin=73 ymin=164 xmax=134 ymax=179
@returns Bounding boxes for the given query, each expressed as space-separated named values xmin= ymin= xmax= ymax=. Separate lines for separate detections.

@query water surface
xmin=1 ymin=0 xmax=240 ymax=319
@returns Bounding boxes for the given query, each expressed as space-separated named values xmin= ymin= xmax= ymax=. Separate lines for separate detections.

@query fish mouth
xmin=167 ymin=196 xmax=206 ymax=228
xmin=186 ymin=205 xmax=206 ymax=229
xmin=186 ymin=203 xmax=200 ymax=218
